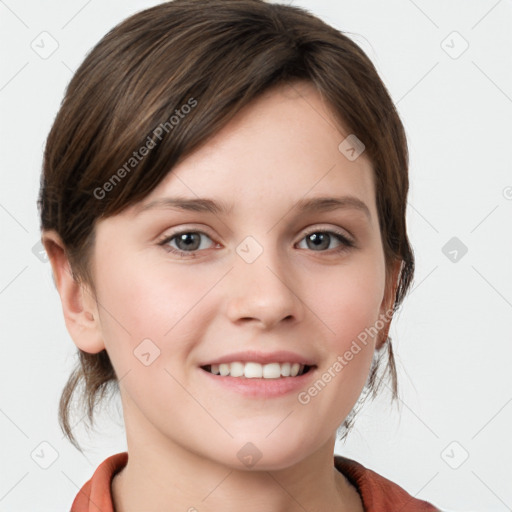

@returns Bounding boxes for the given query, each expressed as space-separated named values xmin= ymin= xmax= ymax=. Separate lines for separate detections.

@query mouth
xmin=200 ymin=362 xmax=315 ymax=379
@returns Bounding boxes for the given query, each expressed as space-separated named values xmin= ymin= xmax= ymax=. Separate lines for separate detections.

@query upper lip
xmin=199 ymin=350 xmax=316 ymax=367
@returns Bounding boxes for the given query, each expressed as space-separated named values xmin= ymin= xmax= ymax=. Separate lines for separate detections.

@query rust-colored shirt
xmin=70 ymin=452 xmax=441 ymax=511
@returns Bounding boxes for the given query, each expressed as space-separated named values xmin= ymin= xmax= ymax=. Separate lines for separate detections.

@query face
xmin=83 ymin=81 xmax=394 ymax=470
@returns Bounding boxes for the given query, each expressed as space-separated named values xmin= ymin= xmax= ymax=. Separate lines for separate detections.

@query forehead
xmin=129 ymin=80 xmax=376 ymax=220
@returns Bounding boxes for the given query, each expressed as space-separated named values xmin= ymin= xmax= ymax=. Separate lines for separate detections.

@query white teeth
xmin=205 ymin=361 xmax=311 ymax=378
xmin=244 ymin=362 xmax=262 ymax=378
xmin=290 ymin=363 xmax=300 ymax=377
xmin=219 ymin=363 xmax=230 ymax=376
xmin=280 ymin=362 xmax=291 ymax=377
xmin=230 ymin=361 xmax=245 ymax=377
xmin=263 ymin=363 xmax=281 ymax=379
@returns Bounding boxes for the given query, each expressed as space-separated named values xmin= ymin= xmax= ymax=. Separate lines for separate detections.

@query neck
xmin=112 ymin=436 xmax=363 ymax=512
xmin=111 ymin=389 xmax=363 ymax=512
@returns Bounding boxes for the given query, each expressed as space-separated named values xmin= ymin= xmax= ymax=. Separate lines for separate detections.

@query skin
xmin=44 ymin=80 xmax=400 ymax=512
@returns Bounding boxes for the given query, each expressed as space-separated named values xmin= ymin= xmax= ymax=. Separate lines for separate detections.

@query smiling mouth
xmin=200 ymin=362 xmax=315 ymax=379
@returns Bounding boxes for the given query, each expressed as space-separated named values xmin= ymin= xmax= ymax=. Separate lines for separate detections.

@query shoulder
xmin=70 ymin=452 xmax=128 ymax=512
xmin=334 ymin=455 xmax=442 ymax=512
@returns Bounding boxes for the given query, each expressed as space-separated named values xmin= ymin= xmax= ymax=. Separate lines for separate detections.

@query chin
xmin=215 ymin=430 xmax=317 ymax=472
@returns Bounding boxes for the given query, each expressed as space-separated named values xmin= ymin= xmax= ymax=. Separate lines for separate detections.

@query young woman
xmin=38 ymin=0 xmax=441 ymax=510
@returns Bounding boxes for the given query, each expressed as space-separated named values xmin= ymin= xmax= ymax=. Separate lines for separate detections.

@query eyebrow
xmin=137 ymin=195 xmax=371 ymax=220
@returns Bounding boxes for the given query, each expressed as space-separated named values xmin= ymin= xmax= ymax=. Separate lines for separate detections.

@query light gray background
xmin=1 ymin=1 xmax=511 ymax=511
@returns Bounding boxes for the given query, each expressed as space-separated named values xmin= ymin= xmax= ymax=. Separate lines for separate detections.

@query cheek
xmin=309 ymin=255 xmax=385 ymax=396
xmin=92 ymin=252 xmax=212 ymax=366
xmin=315 ymin=255 xmax=385 ymax=348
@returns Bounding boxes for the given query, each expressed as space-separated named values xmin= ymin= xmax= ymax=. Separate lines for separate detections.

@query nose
xmin=225 ymin=241 xmax=304 ymax=329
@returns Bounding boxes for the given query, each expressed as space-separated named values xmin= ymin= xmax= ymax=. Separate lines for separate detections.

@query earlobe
xmin=42 ymin=230 xmax=105 ymax=354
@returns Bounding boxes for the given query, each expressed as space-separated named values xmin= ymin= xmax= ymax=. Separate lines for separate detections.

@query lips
xmin=199 ymin=356 xmax=318 ymax=397
xmin=199 ymin=349 xmax=316 ymax=367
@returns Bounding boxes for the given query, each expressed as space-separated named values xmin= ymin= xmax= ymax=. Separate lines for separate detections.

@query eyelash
xmin=157 ymin=227 xmax=355 ymax=258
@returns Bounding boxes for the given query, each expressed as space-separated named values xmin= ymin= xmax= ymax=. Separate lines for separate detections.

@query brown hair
xmin=38 ymin=0 xmax=414 ymax=452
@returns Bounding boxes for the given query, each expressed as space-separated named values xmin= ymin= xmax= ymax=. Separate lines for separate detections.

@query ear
xmin=42 ymin=230 xmax=105 ymax=354
xmin=375 ymin=258 xmax=402 ymax=351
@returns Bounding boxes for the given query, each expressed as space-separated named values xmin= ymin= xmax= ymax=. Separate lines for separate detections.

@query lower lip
xmin=199 ymin=367 xmax=317 ymax=398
